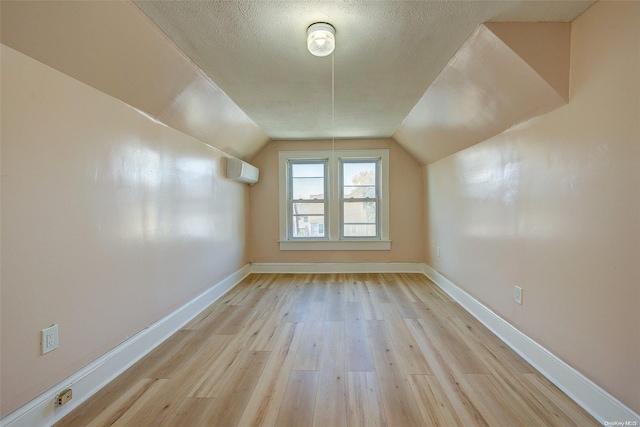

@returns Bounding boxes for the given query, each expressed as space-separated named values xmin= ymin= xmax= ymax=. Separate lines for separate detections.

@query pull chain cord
xmin=331 ymin=52 xmax=335 ymax=202
xmin=332 ymin=52 xmax=335 ymax=153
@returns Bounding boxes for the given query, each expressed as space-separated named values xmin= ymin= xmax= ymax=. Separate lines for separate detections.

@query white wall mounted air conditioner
xmin=226 ymin=158 xmax=259 ymax=185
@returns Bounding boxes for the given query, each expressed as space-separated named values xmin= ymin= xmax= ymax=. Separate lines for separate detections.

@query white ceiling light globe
xmin=307 ymin=23 xmax=335 ymax=57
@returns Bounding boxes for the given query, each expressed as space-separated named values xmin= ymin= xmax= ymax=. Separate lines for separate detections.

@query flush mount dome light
xmin=307 ymin=22 xmax=335 ymax=57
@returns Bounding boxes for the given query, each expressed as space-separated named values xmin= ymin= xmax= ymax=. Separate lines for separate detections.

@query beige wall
xmin=0 ymin=0 xmax=270 ymax=160
xmin=0 ymin=45 xmax=251 ymax=416
xmin=425 ymin=1 xmax=639 ymax=413
xmin=249 ymin=139 xmax=424 ymax=263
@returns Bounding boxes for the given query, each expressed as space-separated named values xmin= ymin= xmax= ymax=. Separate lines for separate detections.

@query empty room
xmin=1 ymin=1 xmax=638 ymax=426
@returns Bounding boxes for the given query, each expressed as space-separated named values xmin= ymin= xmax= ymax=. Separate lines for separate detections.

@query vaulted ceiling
xmin=1 ymin=0 xmax=595 ymax=163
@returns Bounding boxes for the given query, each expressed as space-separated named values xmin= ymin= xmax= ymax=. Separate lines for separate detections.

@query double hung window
xmin=341 ymin=160 xmax=379 ymax=238
xmin=288 ymin=160 xmax=327 ymax=238
xmin=279 ymin=149 xmax=390 ymax=250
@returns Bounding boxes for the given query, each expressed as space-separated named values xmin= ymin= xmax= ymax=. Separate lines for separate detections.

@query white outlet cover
xmin=514 ymin=286 xmax=523 ymax=305
xmin=42 ymin=324 xmax=58 ymax=354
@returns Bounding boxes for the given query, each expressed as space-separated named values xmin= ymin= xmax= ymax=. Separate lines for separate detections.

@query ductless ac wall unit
xmin=226 ymin=158 xmax=259 ymax=185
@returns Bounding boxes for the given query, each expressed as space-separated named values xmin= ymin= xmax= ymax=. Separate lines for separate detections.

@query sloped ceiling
xmin=394 ymin=23 xmax=572 ymax=165
xmin=0 ymin=0 xmax=270 ymax=160
xmin=1 ymin=0 xmax=595 ymax=162
xmin=134 ymin=1 xmax=593 ymax=143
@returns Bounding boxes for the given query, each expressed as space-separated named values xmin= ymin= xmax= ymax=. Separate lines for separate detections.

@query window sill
xmin=279 ymin=240 xmax=391 ymax=251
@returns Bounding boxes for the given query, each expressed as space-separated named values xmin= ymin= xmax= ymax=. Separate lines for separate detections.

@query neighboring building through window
xmin=289 ymin=160 xmax=326 ymax=238
xmin=341 ymin=160 xmax=379 ymax=238
xmin=279 ymin=149 xmax=390 ymax=251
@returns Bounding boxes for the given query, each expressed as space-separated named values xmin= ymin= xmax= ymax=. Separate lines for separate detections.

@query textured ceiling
xmin=134 ymin=0 xmax=594 ymax=141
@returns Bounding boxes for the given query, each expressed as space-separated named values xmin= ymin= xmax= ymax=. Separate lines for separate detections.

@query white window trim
xmin=279 ymin=149 xmax=390 ymax=251
xmin=339 ymin=157 xmax=381 ymax=240
xmin=287 ymin=158 xmax=328 ymax=240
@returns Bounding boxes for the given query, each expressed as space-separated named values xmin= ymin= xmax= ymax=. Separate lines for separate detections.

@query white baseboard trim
xmin=422 ymin=263 xmax=639 ymax=426
xmin=0 ymin=264 xmax=251 ymax=427
xmin=249 ymin=262 xmax=424 ymax=274
xmin=6 ymin=263 xmax=636 ymax=426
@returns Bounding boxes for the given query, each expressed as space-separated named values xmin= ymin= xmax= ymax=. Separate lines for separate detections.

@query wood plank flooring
xmin=56 ymin=273 xmax=599 ymax=427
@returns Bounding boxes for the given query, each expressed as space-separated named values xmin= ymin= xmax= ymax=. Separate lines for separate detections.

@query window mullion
xmin=338 ymin=158 xmax=344 ymax=240
xmin=376 ymin=159 xmax=381 ymax=238
xmin=329 ymin=156 xmax=340 ymax=241
xmin=287 ymin=161 xmax=293 ymax=239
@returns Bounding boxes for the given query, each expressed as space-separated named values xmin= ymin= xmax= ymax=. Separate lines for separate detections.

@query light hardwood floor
xmin=56 ymin=273 xmax=599 ymax=426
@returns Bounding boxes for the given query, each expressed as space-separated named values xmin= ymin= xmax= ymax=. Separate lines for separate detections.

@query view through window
xmin=278 ymin=149 xmax=390 ymax=250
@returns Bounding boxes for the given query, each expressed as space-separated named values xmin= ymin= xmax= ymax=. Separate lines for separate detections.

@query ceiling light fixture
xmin=307 ymin=22 xmax=336 ymax=57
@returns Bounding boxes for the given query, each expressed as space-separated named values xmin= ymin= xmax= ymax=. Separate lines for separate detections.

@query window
xmin=341 ymin=160 xmax=379 ymax=238
xmin=289 ymin=160 xmax=326 ymax=238
xmin=279 ymin=149 xmax=390 ymax=250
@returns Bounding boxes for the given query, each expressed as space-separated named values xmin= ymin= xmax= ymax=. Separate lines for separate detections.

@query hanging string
xmin=332 ymin=52 xmax=335 ymax=154
xmin=331 ymin=52 xmax=336 ymax=202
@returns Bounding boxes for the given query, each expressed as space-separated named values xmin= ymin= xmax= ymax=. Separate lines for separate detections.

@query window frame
xmin=340 ymin=158 xmax=381 ymax=239
xmin=287 ymin=159 xmax=328 ymax=240
xmin=278 ymin=149 xmax=390 ymax=251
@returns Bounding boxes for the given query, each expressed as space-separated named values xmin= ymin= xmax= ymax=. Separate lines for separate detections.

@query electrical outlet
xmin=514 ymin=286 xmax=523 ymax=305
xmin=56 ymin=388 xmax=73 ymax=406
xmin=42 ymin=324 xmax=58 ymax=354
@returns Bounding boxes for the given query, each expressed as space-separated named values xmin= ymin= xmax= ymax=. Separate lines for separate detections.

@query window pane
xmin=292 ymin=163 xmax=324 ymax=178
xmin=292 ymin=202 xmax=324 ymax=215
xmin=343 ymin=161 xmax=376 ymax=198
xmin=343 ymin=224 xmax=377 ymax=237
xmin=344 ymin=185 xmax=375 ymax=198
xmin=292 ymin=177 xmax=324 ymax=199
xmin=343 ymin=201 xmax=376 ymax=224
xmin=343 ymin=162 xmax=376 ymax=185
xmin=343 ymin=201 xmax=377 ymax=237
xmin=292 ymin=215 xmax=325 ymax=237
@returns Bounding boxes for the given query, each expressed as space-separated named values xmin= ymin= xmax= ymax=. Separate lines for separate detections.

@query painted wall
xmin=425 ymin=1 xmax=639 ymax=413
xmin=0 ymin=0 xmax=270 ymax=160
xmin=249 ymin=139 xmax=424 ymax=263
xmin=0 ymin=45 xmax=251 ymax=416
